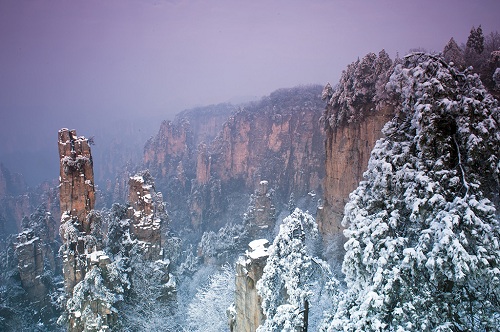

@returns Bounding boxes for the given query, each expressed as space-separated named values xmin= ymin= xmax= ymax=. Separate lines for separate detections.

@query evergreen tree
xmin=443 ymin=37 xmax=465 ymax=69
xmin=257 ymin=209 xmax=337 ymax=332
xmin=322 ymin=50 xmax=393 ymax=127
xmin=327 ymin=54 xmax=500 ymax=331
xmin=467 ymin=25 xmax=485 ymax=54
xmin=187 ymin=264 xmax=235 ymax=332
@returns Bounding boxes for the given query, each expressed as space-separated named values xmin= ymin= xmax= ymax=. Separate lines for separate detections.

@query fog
xmin=1 ymin=0 xmax=499 ymax=186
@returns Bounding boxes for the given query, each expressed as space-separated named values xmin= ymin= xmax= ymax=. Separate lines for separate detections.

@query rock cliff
xmin=145 ymin=86 xmax=325 ymax=233
xmin=57 ymin=129 xmax=119 ymax=332
xmin=58 ymin=129 xmax=98 ymax=293
xmin=317 ymin=51 xmax=395 ymax=236
xmin=244 ymin=180 xmax=276 ymax=240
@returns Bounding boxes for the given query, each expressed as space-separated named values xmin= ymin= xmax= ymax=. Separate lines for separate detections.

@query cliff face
xmin=209 ymin=95 xmax=324 ymax=194
xmin=318 ymin=105 xmax=393 ymax=235
xmin=145 ymin=86 xmax=325 ymax=232
xmin=175 ymin=103 xmax=237 ymax=146
xmin=317 ymin=51 xmax=395 ymax=236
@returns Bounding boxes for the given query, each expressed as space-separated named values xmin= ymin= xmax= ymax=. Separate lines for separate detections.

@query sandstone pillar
xmin=58 ymin=129 xmax=96 ymax=294
xmin=232 ymin=239 xmax=269 ymax=332
xmin=58 ymin=128 xmax=95 ymax=226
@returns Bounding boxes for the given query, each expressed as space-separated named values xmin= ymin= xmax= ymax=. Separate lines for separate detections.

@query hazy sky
xmin=1 ymin=0 xmax=499 ymax=185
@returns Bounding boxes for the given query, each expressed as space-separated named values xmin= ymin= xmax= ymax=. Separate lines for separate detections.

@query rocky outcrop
xmin=65 ymin=250 xmax=116 ymax=332
xmin=11 ymin=207 xmax=61 ymax=324
xmin=15 ymin=230 xmax=46 ymax=300
xmin=58 ymin=129 xmax=122 ymax=332
xmin=58 ymin=129 xmax=98 ymax=293
xmin=244 ymin=181 xmax=276 ymax=240
xmin=127 ymin=170 xmax=166 ymax=260
xmin=145 ymin=86 xmax=325 ymax=233
xmin=232 ymin=239 xmax=269 ymax=332
xmin=58 ymin=129 xmax=95 ymax=225
xmin=0 ymin=163 xmax=29 ymax=236
xmin=317 ymin=51 xmax=395 ymax=236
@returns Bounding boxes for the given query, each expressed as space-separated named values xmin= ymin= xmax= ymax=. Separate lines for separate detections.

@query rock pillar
xmin=245 ymin=180 xmax=276 ymax=239
xmin=232 ymin=239 xmax=269 ymax=332
xmin=127 ymin=170 xmax=164 ymax=260
xmin=57 ymin=129 xmax=97 ymax=293
xmin=58 ymin=129 xmax=95 ymax=225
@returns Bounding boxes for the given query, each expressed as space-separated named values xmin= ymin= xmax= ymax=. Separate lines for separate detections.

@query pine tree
xmin=467 ymin=25 xmax=485 ymax=54
xmin=187 ymin=265 xmax=235 ymax=332
xmin=327 ymin=54 xmax=500 ymax=331
xmin=443 ymin=37 xmax=465 ymax=69
xmin=323 ymin=51 xmax=393 ymax=127
xmin=257 ymin=209 xmax=337 ymax=332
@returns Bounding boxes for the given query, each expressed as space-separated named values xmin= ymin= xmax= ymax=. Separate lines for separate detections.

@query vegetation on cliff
xmin=322 ymin=53 xmax=500 ymax=331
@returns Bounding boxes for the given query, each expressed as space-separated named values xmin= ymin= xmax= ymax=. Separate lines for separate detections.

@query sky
xmin=1 ymin=0 xmax=499 ymax=186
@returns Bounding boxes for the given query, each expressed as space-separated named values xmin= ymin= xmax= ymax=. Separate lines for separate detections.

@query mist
xmin=1 ymin=0 xmax=499 ymax=186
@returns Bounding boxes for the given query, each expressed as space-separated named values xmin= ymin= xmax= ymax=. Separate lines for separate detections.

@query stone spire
xmin=58 ymin=129 xmax=99 ymax=294
xmin=230 ymin=239 xmax=269 ymax=332
xmin=58 ymin=128 xmax=95 ymax=226
xmin=127 ymin=170 xmax=164 ymax=260
xmin=244 ymin=180 xmax=276 ymax=239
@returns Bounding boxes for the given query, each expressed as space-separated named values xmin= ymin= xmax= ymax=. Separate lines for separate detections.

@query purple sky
xmin=1 ymin=0 xmax=499 ymax=185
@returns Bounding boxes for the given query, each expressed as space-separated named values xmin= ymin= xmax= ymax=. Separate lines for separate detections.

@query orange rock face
xmin=233 ymin=239 xmax=269 ymax=332
xmin=209 ymin=94 xmax=325 ymax=198
xmin=144 ymin=87 xmax=326 ymax=232
xmin=318 ymin=105 xmax=393 ymax=235
xmin=58 ymin=128 xmax=99 ymax=297
xmin=58 ymin=129 xmax=95 ymax=226
xmin=317 ymin=51 xmax=395 ymax=236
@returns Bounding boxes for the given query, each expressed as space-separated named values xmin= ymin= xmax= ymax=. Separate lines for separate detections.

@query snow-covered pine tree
xmin=327 ymin=53 xmax=500 ymax=331
xmin=64 ymin=257 xmax=128 ymax=331
xmin=323 ymin=50 xmax=393 ymax=127
xmin=187 ymin=264 xmax=235 ymax=332
xmin=257 ymin=208 xmax=337 ymax=332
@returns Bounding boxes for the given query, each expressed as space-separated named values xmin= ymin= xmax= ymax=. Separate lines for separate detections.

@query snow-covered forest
xmin=1 ymin=25 xmax=500 ymax=332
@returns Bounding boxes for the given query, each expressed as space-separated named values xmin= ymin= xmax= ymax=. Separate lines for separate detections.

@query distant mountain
xmin=144 ymin=86 xmax=326 ymax=234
